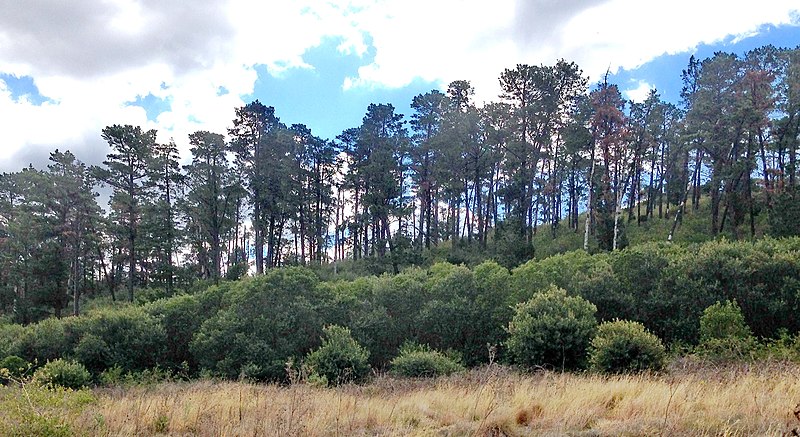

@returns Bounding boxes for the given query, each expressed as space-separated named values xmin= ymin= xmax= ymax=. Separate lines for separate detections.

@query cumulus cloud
xmin=557 ymin=0 xmax=799 ymax=80
xmin=0 ymin=0 xmax=359 ymax=171
xmin=624 ymin=81 xmax=654 ymax=103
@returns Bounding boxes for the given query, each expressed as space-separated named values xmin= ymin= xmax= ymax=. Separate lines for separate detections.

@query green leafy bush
xmin=72 ymin=334 xmax=110 ymax=374
xmin=347 ymin=270 xmax=427 ymax=367
xmin=305 ymin=325 xmax=370 ymax=385
xmin=506 ymin=286 xmax=597 ymax=370
xmin=33 ymin=359 xmax=91 ymax=389
xmin=0 ymin=322 xmax=24 ymax=359
xmin=145 ymin=283 xmax=227 ymax=372
xmin=78 ymin=307 xmax=167 ymax=372
xmin=589 ymin=320 xmax=666 ymax=373
xmin=390 ymin=343 xmax=464 ymax=378
xmin=190 ymin=268 xmax=329 ymax=381
xmin=699 ymin=300 xmax=753 ymax=342
xmin=696 ymin=300 xmax=756 ymax=361
xmin=15 ymin=317 xmax=81 ymax=363
xmin=0 ymin=355 xmax=30 ymax=382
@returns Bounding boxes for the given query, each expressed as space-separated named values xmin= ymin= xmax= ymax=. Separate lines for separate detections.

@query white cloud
xmin=624 ymin=81 xmax=653 ymax=103
xmin=0 ymin=0 xmax=798 ymax=172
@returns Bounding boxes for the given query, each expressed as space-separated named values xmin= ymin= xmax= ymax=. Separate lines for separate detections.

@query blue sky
xmin=0 ymin=0 xmax=798 ymax=171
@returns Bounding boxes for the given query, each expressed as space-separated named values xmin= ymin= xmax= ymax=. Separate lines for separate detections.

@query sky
xmin=1 ymin=0 xmax=799 ymax=173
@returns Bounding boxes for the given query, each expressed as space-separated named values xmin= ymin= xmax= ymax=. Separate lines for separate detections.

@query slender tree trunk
xmin=584 ymin=144 xmax=596 ymax=251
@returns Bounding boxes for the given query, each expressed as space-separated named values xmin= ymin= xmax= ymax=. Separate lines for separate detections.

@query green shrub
xmin=145 ymin=283 xmax=228 ymax=372
xmin=191 ymin=268 xmax=328 ymax=381
xmin=589 ymin=320 xmax=666 ymax=373
xmin=15 ymin=317 xmax=81 ymax=363
xmin=390 ymin=343 xmax=464 ymax=378
xmin=0 ymin=322 xmax=24 ymax=359
xmin=699 ymin=300 xmax=752 ymax=342
xmin=347 ymin=270 xmax=427 ymax=367
xmin=506 ymin=286 xmax=597 ymax=370
xmin=33 ymin=359 xmax=91 ymax=389
xmin=696 ymin=300 xmax=757 ymax=361
xmin=305 ymin=325 xmax=371 ymax=385
xmin=72 ymin=334 xmax=110 ymax=374
xmin=78 ymin=307 xmax=167 ymax=372
xmin=0 ymin=355 xmax=30 ymax=382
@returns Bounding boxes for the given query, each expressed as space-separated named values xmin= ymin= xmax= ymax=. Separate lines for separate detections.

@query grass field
xmin=3 ymin=360 xmax=796 ymax=436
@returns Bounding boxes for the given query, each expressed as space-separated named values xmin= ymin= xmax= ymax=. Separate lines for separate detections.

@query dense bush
xmin=346 ymin=270 xmax=427 ymax=366
xmin=699 ymin=300 xmax=753 ymax=342
xmin=305 ymin=325 xmax=370 ymax=385
xmin=0 ymin=322 xmax=24 ymax=359
xmin=33 ymin=359 xmax=91 ymax=389
xmin=145 ymin=282 xmax=228 ymax=371
xmin=77 ymin=307 xmax=167 ymax=372
xmin=696 ymin=300 xmax=757 ymax=360
xmin=190 ymin=268 xmax=329 ymax=381
xmin=390 ymin=343 xmax=464 ymax=377
xmin=71 ymin=334 xmax=110 ymax=375
xmin=506 ymin=286 xmax=597 ymax=370
xmin=0 ymin=355 xmax=30 ymax=382
xmin=2 ymin=237 xmax=800 ymax=376
xmin=14 ymin=317 xmax=82 ymax=363
xmin=417 ymin=264 xmax=476 ymax=357
xmin=589 ymin=320 xmax=666 ymax=373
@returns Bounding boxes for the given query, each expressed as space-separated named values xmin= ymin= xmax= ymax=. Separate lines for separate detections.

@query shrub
xmin=589 ymin=320 xmax=666 ymax=373
xmin=15 ymin=317 xmax=81 ymax=363
xmin=0 ymin=322 xmax=24 ymax=359
xmin=145 ymin=284 xmax=228 ymax=372
xmin=72 ymin=334 xmax=110 ymax=374
xmin=33 ymin=359 xmax=91 ymax=389
xmin=506 ymin=286 xmax=597 ymax=370
xmin=390 ymin=343 xmax=464 ymax=378
xmin=699 ymin=300 xmax=752 ymax=342
xmin=78 ymin=307 xmax=167 ymax=372
xmin=696 ymin=300 xmax=757 ymax=361
xmin=191 ymin=268 xmax=328 ymax=381
xmin=0 ymin=355 xmax=30 ymax=382
xmin=347 ymin=271 xmax=427 ymax=367
xmin=305 ymin=325 xmax=371 ymax=385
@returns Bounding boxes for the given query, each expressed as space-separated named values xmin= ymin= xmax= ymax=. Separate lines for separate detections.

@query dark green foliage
xmin=390 ymin=343 xmax=464 ymax=378
xmin=488 ymin=219 xmax=535 ymax=269
xmin=417 ymin=263 xmax=476 ymax=357
xmin=145 ymin=283 xmax=228 ymax=372
xmin=506 ymin=286 xmax=597 ymax=370
xmin=471 ymin=261 xmax=514 ymax=362
xmin=33 ymin=359 xmax=91 ymax=389
xmin=190 ymin=268 xmax=328 ymax=381
xmin=346 ymin=271 xmax=427 ymax=367
xmin=0 ymin=322 xmax=24 ymax=359
xmin=0 ymin=355 xmax=30 ymax=381
xmin=769 ymin=187 xmax=800 ymax=237
xmin=305 ymin=325 xmax=370 ymax=385
xmin=589 ymin=320 xmax=666 ymax=373
xmin=77 ymin=307 xmax=166 ymax=373
xmin=15 ymin=317 xmax=81 ymax=364
xmin=71 ymin=335 xmax=110 ymax=375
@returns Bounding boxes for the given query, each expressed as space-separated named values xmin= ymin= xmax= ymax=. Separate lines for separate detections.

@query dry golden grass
xmin=67 ymin=362 xmax=800 ymax=436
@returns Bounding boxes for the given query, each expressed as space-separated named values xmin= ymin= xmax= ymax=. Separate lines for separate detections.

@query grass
xmin=1 ymin=361 xmax=791 ymax=436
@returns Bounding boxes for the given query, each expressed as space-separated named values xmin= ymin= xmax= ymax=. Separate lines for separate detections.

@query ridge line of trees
xmin=2 ymin=45 xmax=800 ymax=320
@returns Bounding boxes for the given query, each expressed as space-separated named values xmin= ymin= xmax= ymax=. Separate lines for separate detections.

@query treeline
xmin=1 ymin=238 xmax=799 ymax=381
xmin=2 ymin=45 xmax=800 ymax=321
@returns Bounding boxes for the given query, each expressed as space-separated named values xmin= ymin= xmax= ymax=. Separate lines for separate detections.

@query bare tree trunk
xmin=583 ymin=145 xmax=596 ymax=251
